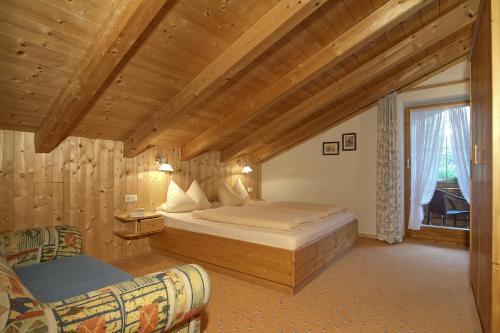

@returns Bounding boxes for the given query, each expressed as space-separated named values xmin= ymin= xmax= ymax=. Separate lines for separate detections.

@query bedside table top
xmin=114 ymin=212 xmax=162 ymax=222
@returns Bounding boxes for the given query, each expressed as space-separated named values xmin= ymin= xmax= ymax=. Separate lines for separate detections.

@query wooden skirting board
xmin=358 ymin=233 xmax=377 ymax=239
xmin=150 ymin=220 xmax=358 ymax=295
xmin=407 ymin=226 xmax=470 ymax=247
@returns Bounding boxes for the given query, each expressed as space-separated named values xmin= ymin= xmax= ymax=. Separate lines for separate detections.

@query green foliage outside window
xmin=437 ymin=119 xmax=457 ymax=183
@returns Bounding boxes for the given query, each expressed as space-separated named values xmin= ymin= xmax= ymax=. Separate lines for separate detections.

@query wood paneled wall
xmin=176 ymin=151 xmax=261 ymax=202
xmin=470 ymin=0 xmax=500 ymax=332
xmin=0 ymin=130 xmax=260 ymax=262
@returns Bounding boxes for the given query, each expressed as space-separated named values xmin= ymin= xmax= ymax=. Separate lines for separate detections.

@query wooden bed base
xmin=149 ymin=219 xmax=358 ymax=295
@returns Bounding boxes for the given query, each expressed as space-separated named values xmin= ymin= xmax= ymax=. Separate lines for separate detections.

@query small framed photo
xmin=342 ymin=133 xmax=357 ymax=151
xmin=322 ymin=142 xmax=339 ymax=155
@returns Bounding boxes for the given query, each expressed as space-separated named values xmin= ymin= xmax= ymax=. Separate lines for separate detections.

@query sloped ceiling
xmin=414 ymin=60 xmax=470 ymax=86
xmin=0 ymin=0 xmax=478 ymax=162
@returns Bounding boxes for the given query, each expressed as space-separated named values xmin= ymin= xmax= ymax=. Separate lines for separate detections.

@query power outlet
xmin=247 ymin=187 xmax=254 ymax=193
xmin=124 ymin=194 xmax=138 ymax=203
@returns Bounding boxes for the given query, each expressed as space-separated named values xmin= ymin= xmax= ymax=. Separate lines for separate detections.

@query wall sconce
xmin=242 ymin=166 xmax=253 ymax=174
xmin=236 ymin=158 xmax=253 ymax=174
xmin=156 ymin=154 xmax=174 ymax=173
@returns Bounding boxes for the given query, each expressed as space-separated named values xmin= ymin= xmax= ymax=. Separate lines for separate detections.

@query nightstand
xmin=113 ymin=212 xmax=164 ymax=239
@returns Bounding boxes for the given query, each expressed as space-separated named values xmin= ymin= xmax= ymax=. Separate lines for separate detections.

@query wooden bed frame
xmin=149 ymin=219 xmax=358 ymax=295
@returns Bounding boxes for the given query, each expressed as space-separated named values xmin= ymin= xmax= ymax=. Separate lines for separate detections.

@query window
xmin=437 ymin=116 xmax=457 ymax=183
xmin=406 ymin=104 xmax=471 ymax=232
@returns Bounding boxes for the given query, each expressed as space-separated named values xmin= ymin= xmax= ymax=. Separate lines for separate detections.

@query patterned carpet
xmin=112 ymin=238 xmax=482 ymax=333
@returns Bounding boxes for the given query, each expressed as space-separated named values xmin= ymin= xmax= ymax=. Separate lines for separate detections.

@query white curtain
xmin=448 ymin=106 xmax=471 ymax=203
xmin=376 ymin=94 xmax=403 ymax=243
xmin=408 ymin=110 xmax=446 ymax=230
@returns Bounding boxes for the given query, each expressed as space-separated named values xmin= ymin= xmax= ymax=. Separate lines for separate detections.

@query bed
xmin=149 ymin=204 xmax=357 ymax=295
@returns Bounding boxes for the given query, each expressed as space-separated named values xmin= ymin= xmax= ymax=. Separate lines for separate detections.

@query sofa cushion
xmin=14 ymin=255 xmax=132 ymax=303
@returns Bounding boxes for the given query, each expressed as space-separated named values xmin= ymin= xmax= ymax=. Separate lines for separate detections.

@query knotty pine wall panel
xmin=0 ymin=130 xmax=260 ymax=262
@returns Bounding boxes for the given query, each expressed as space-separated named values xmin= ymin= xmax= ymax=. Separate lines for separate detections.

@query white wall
xmin=262 ymin=108 xmax=378 ymax=235
xmin=261 ymin=61 xmax=470 ymax=237
xmin=413 ymin=61 xmax=469 ymax=87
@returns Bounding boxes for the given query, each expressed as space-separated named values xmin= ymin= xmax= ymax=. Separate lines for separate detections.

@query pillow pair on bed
xmin=161 ymin=180 xmax=211 ymax=213
xmin=218 ymin=179 xmax=251 ymax=206
xmin=160 ymin=178 xmax=251 ymax=212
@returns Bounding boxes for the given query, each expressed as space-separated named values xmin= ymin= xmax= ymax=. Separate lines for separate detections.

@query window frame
xmin=404 ymin=99 xmax=470 ymax=241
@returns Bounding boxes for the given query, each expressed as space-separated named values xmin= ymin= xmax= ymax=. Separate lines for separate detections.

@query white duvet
xmin=253 ymin=201 xmax=345 ymax=216
xmin=191 ymin=202 xmax=345 ymax=231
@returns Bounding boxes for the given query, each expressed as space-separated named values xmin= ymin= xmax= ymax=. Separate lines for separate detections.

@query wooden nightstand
xmin=113 ymin=212 xmax=164 ymax=239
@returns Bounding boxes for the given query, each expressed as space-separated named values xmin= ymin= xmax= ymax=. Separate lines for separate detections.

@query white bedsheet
xmin=157 ymin=210 xmax=356 ymax=250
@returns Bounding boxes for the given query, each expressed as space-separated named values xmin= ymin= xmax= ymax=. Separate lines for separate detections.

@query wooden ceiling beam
xmin=122 ymin=0 xmax=328 ymax=157
xmin=34 ymin=0 xmax=167 ymax=153
xmin=181 ymin=0 xmax=434 ymax=161
xmin=221 ymin=0 xmax=479 ymax=162
xmin=251 ymin=34 xmax=473 ymax=162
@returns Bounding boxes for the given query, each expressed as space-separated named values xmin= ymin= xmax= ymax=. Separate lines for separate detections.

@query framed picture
xmin=322 ymin=141 xmax=339 ymax=155
xmin=342 ymin=133 xmax=357 ymax=151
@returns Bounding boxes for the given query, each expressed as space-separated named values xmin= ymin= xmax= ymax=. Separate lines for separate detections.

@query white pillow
xmin=164 ymin=180 xmax=198 ymax=212
xmin=218 ymin=182 xmax=244 ymax=206
xmin=232 ymin=178 xmax=251 ymax=202
xmin=186 ymin=180 xmax=211 ymax=210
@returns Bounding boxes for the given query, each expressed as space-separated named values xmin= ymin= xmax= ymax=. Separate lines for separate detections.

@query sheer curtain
xmin=448 ymin=106 xmax=471 ymax=203
xmin=408 ymin=110 xmax=446 ymax=230
xmin=376 ymin=94 xmax=403 ymax=243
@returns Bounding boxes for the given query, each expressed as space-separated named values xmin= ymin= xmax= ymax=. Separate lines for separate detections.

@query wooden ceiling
xmin=0 ymin=0 xmax=478 ymax=162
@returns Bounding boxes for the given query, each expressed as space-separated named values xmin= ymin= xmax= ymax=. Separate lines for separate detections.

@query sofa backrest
xmin=0 ymin=225 xmax=82 ymax=268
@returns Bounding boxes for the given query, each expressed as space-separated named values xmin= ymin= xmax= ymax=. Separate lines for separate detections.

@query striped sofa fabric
xmin=0 ymin=226 xmax=210 ymax=333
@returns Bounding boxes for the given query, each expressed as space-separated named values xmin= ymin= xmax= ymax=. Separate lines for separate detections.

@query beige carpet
xmin=112 ymin=238 xmax=482 ymax=333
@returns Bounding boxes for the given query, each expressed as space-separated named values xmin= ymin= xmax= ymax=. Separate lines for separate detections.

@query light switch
xmin=125 ymin=195 xmax=138 ymax=203
xmin=247 ymin=187 xmax=254 ymax=193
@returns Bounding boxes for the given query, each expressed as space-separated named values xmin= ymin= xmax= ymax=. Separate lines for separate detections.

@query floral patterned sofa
xmin=0 ymin=225 xmax=210 ymax=333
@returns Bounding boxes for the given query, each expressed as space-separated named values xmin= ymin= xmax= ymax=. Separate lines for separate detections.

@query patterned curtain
xmin=376 ymin=94 xmax=403 ymax=243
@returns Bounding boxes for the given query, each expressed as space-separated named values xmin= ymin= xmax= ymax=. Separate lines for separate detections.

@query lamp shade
xmin=158 ymin=163 xmax=174 ymax=172
xmin=156 ymin=153 xmax=174 ymax=172
xmin=242 ymin=166 xmax=253 ymax=174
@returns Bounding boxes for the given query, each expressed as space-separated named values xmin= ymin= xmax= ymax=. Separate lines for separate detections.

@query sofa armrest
xmin=0 ymin=225 xmax=82 ymax=268
xmin=0 ymin=257 xmax=59 ymax=332
xmin=49 ymin=264 xmax=210 ymax=332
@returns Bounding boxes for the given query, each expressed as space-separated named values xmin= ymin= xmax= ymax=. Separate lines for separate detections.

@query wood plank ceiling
xmin=0 ymin=0 xmax=478 ymax=162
